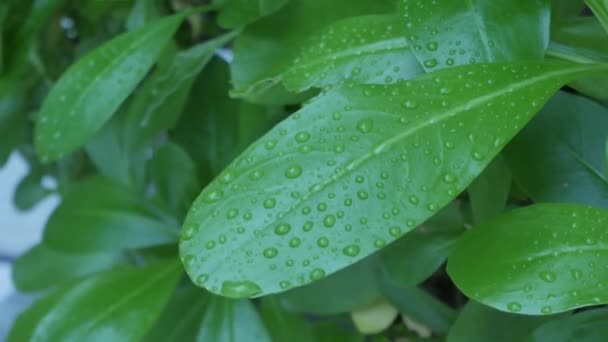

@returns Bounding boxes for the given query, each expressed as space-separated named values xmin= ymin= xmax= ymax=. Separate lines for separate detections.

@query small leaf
xmin=401 ymin=0 xmax=550 ymax=70
xmin=351 ymin=298 xmax=398 ymax=334
xmin=8 ymin=259 xmax=182 ymax=342
xmin=180 ymin=61 xmax=608 ymax=298
xmin=446 ymin=301 xmax=552 ymax=342
xmin=504 ymin=91 xmax=608 ymax=207
xmin=44 ymin=177 xmax=178 ymax=253
xmin=259 ymin=296 xmax=315 ymax=342
xmin=34 ymin=13 xmax=185 ymax=162
xmin=12 ymin=168 xmax=50 ymax=211
xmin=525 ymin=309 xmax=608 ymax=342
xmin=218 ymin=0 xmax=289 ymax=28
xmin=448 ymin=203 xmax=608 ymax=315
xmin=468 ymin=154 xmax=512 ymax=223
xmin=12 ymin=243 xmax=125 ymax=293
xmin=196 ymin=297 xmax=271 ymax=342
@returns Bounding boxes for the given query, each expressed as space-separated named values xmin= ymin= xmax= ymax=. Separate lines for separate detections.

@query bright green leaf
xmin=448 ymin=203 xmax=608 ymax=315
xmin=34 ymin=13 xmax=185 ymax=162
xmin=504 ymin=91 xmax=608 ymax=207
xmin=400 ymin=0 xmax=550 ymax=70
xmin=351 ymin=298 xmax=398 ymax=334
xmin=282 ymin=14 xmax=423 ymax=92
xmin=468 ymin=154 xmax=511 ymax=223
xmin=196 ymin=297 xmax=271 ymax=342
xmin=446 ymin=301 xmax=552 ymax=342
xmin=180 ymin=61 xmax=608 ymax=298
xmin=8 ymin=259 xmax=182 ymax=342
xmin=259 ymin=296 xmax=315 ymax=342
xmin=586 ymin=0 xmax=608 ymax=33
xmin=525 ymin=309 xmax=608 ymax=342
xmin=44 ymin=177 xmax=178 ymax=253
xmin=12 ymin=243 xmax=125 ymax=293
xmin=218 ymin=0 xmax=289 ymax=28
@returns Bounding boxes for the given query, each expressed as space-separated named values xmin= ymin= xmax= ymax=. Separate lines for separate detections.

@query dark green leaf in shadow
xmin=467 ymin=154 xmax=511 ymax=223
xmin=586 ymin=0 xmax=608 ymax=33
xmin=218 ymin=0 xmax=289 ymax=28
xmin=260 ymin=296 xmax=315 ymax=342
xmin=525 ymin=309 xmax=608 ymax=342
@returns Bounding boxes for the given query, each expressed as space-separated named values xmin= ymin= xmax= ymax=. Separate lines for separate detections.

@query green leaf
xmin=446 ymin=301 xmax=552 ymax=342
xmin=34 ymin=13 xmax=185 ymax=162
xmin=351 ymin=298 xmax=398 ymax=334
xmin=448 ymin=203 xmax=608 ymax=315
xmin=218 ymin=0 xmax=289 ymax=28
xmin=586 ymin=0 xmax=608 ymax=33
xmin=44 ymin=177 xmax=178 ymax=253
xmin=259 ymin=296 xmax=315 ymax=342
xmin=380 ymin=202 xmax=464 ymax=287
xmin=144 ymin=285 xmax=209 ymax=342
xmin=180 ymin=61 xmax=608 ymax=298
xmin=467 ymin=154 xmax=511 ymax=223
xmin=0 ymin=3 xmax=7 ymax=73
xmin=12 ymin=243 xmax=125 ymax=293
xmin=150 ymin=143 xmax=199 ymax=215
xmin=550 ymin=0 xmax=586 ymax=24
xmin=400 ymin=0 xmax=550 ymax=70
xmin=13 ymin=167 xmax=50 ymax=211
xmin=282 ymin=14 xmax=423 ymax=92
xmin=278 ymin=256 xmax=380 ymax=315
xmin=504 ymin=91 xmax=608 ymax=207
xmin=230 ymin=0 xmax=395 ymax=104
xmin=9 ymin=259 xmax=182 ymax=342
xmin=126 ymin=0 xmax=162 ymax=31
xmin=525 ymin=309 xmax=608 ymax=342
xmin=196 ymin=297 xmax=271 ymax=342
xmin=312 ymin=321 xmax=364 ymax=342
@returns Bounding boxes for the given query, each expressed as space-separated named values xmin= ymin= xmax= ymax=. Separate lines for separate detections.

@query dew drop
xmin=274 ymin=223 xmax=291 ymax=236
xmin=295 ymin=131 xmax=311 ymax=143
xmin=356 ymin=119 xmax=374 ymax=133
xmin=309 ymin=268 xmax=326 ymax=281
xmin=539 ymin=270 xmax=557 ymax=283
xmin=221 ymin=281 xmax=262 ymax=298
xmin=285 ymin=165 xmax=303 ymax=179
xmin=507 ymin=302 xmax=522 ymax=312
xmin=323 ymin=214 xmax=336 ymax=228
xmin=343 ymin=244 xmax=361 ymax=257
xmin=263 ymin=247 xmax=279 ymax=259
xmin=289 ymin=237 xmax=301 ymax=248
xmin=263 ymin=198 xmax=276 ymax=209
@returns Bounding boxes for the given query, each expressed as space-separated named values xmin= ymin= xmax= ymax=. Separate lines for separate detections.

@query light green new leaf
xmin=9 ymin=260 xmax=182 ymax=342
xmin=525 ymin=309 xmax=608 ymax=342
xmin=448 ymin=203 xmax=608 ymax=315
xmin=468 ymin=154 xmax=512 ymax=223
xmin=12 ymin=243 xmax=125 ymax=293
xmin=260 ymin=296 xmax=315 ymax=342
xmin=44 ymin=177 xmax=178 ymax=253
xmin=218 ymin=0 xmax=289 ymax=28
xmin=400 ymin=0 xmax=550 ymax=70
xmin=446 ymin=301 xmax=552 ymax=342
xmin=586 ymin=0 xmax=608 ymax=33
xmin=196 ymin=297 xmax=271 ymax=342
xmin=504 ymin=91 xmax=608 ymax=207
xmin=282 ymin=14 xmax=423 ymax=92
xmin=34 ymin=13 xmax=185 ymax=162
xmin=180 ymin=61 xmax=608 ymax=298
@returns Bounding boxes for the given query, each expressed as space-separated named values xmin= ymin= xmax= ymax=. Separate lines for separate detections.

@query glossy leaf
xmin=279 ymin=256 xmax=380 ymax=315
xmin=586 ymin=0 xmax=608 ymax=33
xmin=144 ymin=285 xmax=209 ymax=342
xmin=380 ymin=202 xmax=464 ymax=287
xmin=446 ymin=301 xmax=552 ymax=342
xmin=282 ymin=14 xmax=424 ymax=92
xmin=9 ymin=260 xmax=182 ymax=342
xmin=230 ymin=0 xmax=395 ymax=103
xmin=180 ymin=61 xmax=608 ymax=298
xmin=448 ymin=203 xmax=608 ymax=315
xmin=504 ymin=91 xmax=608 ymax=207
xmin=44 ymin=177 xmax=178 ymax=253
xmin=218 ymin=0 xmax=289 ymax=28
xmin=525 ymin=309 xmax=608 ymax=342
xmin=467 ymin=154 xmax=511 ymax=223
xmin=12 ymin=243 xmax=125 ymax=293
xmin=400 ymin=0 xmax=550 ymax=70
xmin=259 ymin=296 xmax=315 ymax=342
xmin=196 ymin=297 xmax=271 ymax=342
xmin=34 ymin=13 xmax=185 ymax=162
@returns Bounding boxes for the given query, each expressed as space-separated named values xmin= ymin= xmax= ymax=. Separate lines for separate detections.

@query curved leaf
xmin=34 ymin=13 xmax=184 ymax=162
xmin=525 ymin=309 xmax=608 ymax=342
xmin=196 ymin=297 xmax=271 ymax=342
xmin=260 ymin=297 xmax=315 ymax=342
xmin=448 ymin=203 xmax=608 ymax=315
xmin=504 ymin=91 xmax=608 ymax=207
xmin=180 ymin=61 xmax=608 ymax=298
xmin=218 ymin=0 xmax=289 ymax=28
xmin=400 ymin=0 xmax=550 ymax=70
xmin=8 ymin=260 xmax=182 ymax=342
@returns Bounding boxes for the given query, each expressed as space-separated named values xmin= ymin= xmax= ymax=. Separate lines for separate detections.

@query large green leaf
xmin=504 ymin=91 xmax=608 ymax=207
xmin=34 ymin=13 xmax=184 ymax=162
xmin=44 ymin=177 xmax=178 ymax=252
xmin=230 ymin=0 xmax=395 ymax=103
xmin=448 ymin=203 xmax=608 ymax=315
xmin=180 ymin=61 xmax=608 ymax=298
xmin=525 ymin=309 xmax=608 ymax=342
xmin=196 ymin=297 xmax=271 ymax=342
xmin=446 ymin=301 xmax=552 ymax=342
xmin=12 ymin=243 xmax=125 ymax=293
xmin=259 ymin=297 xmax=315 ymax=342
xmin=400 ymin=0 xmax=550 ymax=70
xmin=217 ymin=0 xmax=289 ymax=28
xmin=8 ymin=260 xmax=182 ymax=342
xmin=281 ymin=14 xmax=423 ymax=92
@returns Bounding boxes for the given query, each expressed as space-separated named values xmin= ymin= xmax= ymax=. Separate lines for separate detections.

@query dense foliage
xmin=3 ymin=0 xmax=608 ymax=340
